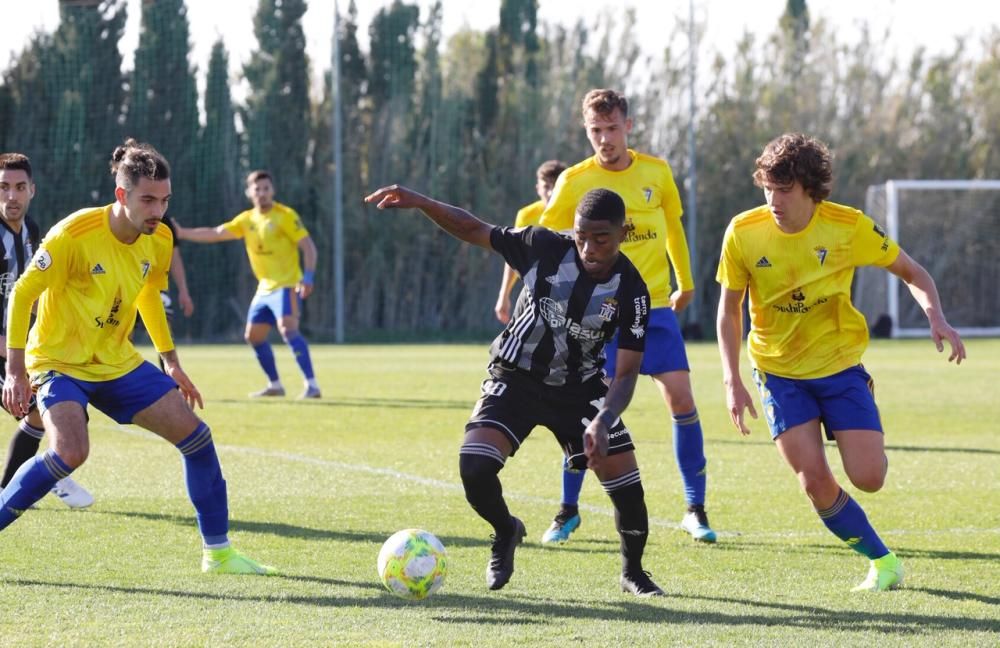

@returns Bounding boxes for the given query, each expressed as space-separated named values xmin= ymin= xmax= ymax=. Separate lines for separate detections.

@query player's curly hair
xmin=576 ymin=188 xmax=626 ymax=226
xmin=753 ymin=133 xmax=833 ymax=202
xmin=0 ymin=152 xmax=32 ymax=180
xmin=110 ymin=138 xmax=170 ymax=191
xmin=581 ymin=89 xmax=629 ymax=121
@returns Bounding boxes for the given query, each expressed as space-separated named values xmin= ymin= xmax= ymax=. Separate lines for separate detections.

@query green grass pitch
xmin=1 ymin=340 xmax=997 ymax=646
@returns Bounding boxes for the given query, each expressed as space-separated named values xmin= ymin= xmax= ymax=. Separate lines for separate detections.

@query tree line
xmin=1 ymin=0 xmax=997 ymax=340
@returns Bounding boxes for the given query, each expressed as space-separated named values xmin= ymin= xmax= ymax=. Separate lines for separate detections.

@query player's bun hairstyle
xmin=576 ymin=188 xmax=626 ymax=226
xmin=110 ymin=138 xmax=170 ymax=191
xmin=246 ymin=170 xmax=273 ymax=186
xmin=581 ymin=88 xmax=629 ymax=121
xmin=753 ymin=133 xmax=833 ymax=202
xmin=536 ymin=159 xmax=567 ymax=186
xmin=0 ymin=152 xmax=33 ymax=180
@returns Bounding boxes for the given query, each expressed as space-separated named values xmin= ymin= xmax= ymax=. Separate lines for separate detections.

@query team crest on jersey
xmin=598 ymin=298 xmax=618 ymax=322
xmin=814 ymin=246 xmax=828 ymax=266
xmin=141 ymin=260 xmax=151 ymax=279
xmin=34 ymin=249 xmax=52 ymax=271
xmin=642 ymin=187 xmax=653 ymax=203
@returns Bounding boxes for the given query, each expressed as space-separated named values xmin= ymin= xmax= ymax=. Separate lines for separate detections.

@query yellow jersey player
xmin=537 ymin=88 xmax=716 ymax=544
xmin=0 ymin=139 xmax=274 ymax=575
xmin=716 ymin=133 xmax=965 ymax=592
xmin=175 ymin=171 xmax=320 ymax=399
xmin=494 ymin=159 xmax=566 ymax=323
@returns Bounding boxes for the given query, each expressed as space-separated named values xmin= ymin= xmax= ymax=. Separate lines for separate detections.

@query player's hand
xmin=178 ymin=290 xmax=194 ymax=317
xmin=494 ymin=295 xmax=511 ymax=324
xmin=363 ymin=185 xmax=426 ymax=210
xmin=930 ymin=319 xmax=966 ymax=365
xmin=296 ymin=282 xmax=314 ymax=299
xmin=725 ymin=380 xmax=757 ymax=436
xmin=2 ymin=371 xmax=32 ymax=419
xmin=165 ymin=364 xmax=204 ymax=410
xmin=584 ymin=417 xmax=610 ymax=469
xmin=669 ymin=289 xmax=694 ymax=313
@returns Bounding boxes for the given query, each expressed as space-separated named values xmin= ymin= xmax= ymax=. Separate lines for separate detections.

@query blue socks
xmin=252 ymin=341 xmax=279 ymax=382
xmin=817 ymin=488 xmax=890 ymax=559
xmin=176 ymin=423 xmax=229 ymax=546
xmin=285 ymin=333 xmax=315 ymax=380
xmin=0 ymin=450 xmax=71 ymax=530
xmin=672 ymin=410 xmax=707 ymax=506
xmin=560 ymin=457 xmax=586 ymax=507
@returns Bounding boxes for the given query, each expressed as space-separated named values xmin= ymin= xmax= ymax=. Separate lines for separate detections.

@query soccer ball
xmin=376 ymin=529 xmax=448 ymax=600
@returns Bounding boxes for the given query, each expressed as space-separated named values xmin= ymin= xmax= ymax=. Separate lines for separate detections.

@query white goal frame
xmin=874 ymin=179 xmax=1000 ymax=338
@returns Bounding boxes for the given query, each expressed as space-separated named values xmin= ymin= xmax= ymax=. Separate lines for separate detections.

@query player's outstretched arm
xmin=364 ymin=185 xmax=493 ymax=249
xmin=717 ymin=287 xmax=757 ymax=435
xmin=173 ymin=221 xmax=238 ymax=244
xmin=885 ymin=250 xmax=966 ymax=364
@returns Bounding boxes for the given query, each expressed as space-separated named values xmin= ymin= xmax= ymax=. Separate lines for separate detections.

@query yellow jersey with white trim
xmin=7 ymin=205 xmax=173 ymax=381
xmin=716 ymin=201 xmax=901 ymax=379
xmin=222 ymin=202 xmax=309 ymax=293
xmin=514 ymin=200 xmax=545 ymax=228
xmin=538 ymin=150 xmax=691 ymax=308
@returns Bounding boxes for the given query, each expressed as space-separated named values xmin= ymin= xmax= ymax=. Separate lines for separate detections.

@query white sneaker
xmin=50 ymin=477 xmax=94 ymax=509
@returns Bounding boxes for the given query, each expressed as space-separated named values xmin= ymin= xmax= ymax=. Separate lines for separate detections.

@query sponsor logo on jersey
xmin=91 ymin=263 xmax=106 ymax=275
xmin=772 ymin=287 xmax=829 ymax=315
xmin=539 ymin=297 xmax=604 ymax=341
xmin=34 ymin=249 xmax=52 ymax=271
xmin=814 ymin=246 xmax=828 ymax=266
xmin=755 ymin=256 xmax=772 ymax=268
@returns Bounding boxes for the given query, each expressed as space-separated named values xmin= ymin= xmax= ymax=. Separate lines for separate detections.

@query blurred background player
xmin=716 ymin=132 xmax=966 ymax=591
xmin=0 ymin=152 xmax=93 ymax=508
xmin=538 ymin=89 xmax=716 ymax=544
xmin=0 ymin=139 xmax=274 ymax=575
xmin=494 ymin=159 xmax=567 ymax=324
xmin=366 ymin=184 xmax=665 ymax=597
xmin=175 ymin=171 xmax=320 ymax=399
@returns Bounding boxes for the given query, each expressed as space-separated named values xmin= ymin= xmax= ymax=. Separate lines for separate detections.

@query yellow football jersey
xmin=8 ymin=205 xmax=173 ymax=381
xmin=222 ymin=202 xmax=310 ymax=293
xmin=514 ymin=200 xmax=545 ymax=228
xmin=716 ymin=201 xmax=901 ymax=379
xmin=539 ymin=150 xmax=691 ymax=308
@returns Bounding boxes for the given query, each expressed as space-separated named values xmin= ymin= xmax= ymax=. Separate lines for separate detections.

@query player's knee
xmin=797 ymin=468 xmax=838 ymax=499
xmin=848 ymin=468 xmax=885 ymax=493
xmin=56 ymin=445 xmax=89 ymax=470
xmin=458 ymin=448 xmax=504 ymax=484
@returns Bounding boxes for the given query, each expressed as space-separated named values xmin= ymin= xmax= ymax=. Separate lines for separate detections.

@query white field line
xmin=104 ymin=423 xmax=1000 ymax=540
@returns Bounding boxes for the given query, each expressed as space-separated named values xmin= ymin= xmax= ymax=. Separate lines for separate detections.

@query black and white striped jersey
xmin=488 ymin=226 xmax=650 ymax=387
xmin=0 ymin=217 xmax=40 ymax=336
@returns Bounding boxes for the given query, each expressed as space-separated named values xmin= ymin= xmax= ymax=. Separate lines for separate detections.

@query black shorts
xmin=466 ymin=365 xmax=635 ymax=470
xmin=0 ymin=359 xmax=38 ymax=420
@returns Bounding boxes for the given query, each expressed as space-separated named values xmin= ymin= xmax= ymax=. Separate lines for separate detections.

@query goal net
xmin=857 ymin=180 xmax=1000 ymax=338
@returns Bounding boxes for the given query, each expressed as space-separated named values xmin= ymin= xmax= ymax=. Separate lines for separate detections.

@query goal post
xmin=859 ymin=180 xmax=1000 ymax=338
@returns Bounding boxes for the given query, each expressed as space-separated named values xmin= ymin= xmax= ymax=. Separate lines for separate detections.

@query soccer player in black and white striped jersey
xmin=365 ymin=184 xmax=665 ymax=597
xmin=0 ymin=153 xmax=93 ymax=508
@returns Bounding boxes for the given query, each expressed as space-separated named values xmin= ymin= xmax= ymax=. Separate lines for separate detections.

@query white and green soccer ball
xmin=377 ymin=529 xmax=447 ymax=600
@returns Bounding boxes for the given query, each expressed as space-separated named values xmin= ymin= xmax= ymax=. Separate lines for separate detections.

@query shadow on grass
xmin=907 ymin=587 xmax=1000 ymax=607
xmin=700 ymin=540 xmax=1000 ymax=562
xmin=96 ymin=509 xmax=496 ymax=549
xmin=6 ymin=577 xmax=997 ymax=634
xmin=215 ymin=396 xmax=473 ymax=411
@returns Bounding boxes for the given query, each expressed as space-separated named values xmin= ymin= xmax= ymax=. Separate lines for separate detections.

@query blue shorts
xmin=35 ymin=362 xmax=178 ymax=425
xmin=248 ymin=287 xmax=299 ymax=326
xmin=751 ymin=365 xmax=883 ymax=440
xmin=603 ymin=307 xmax=689 ymax=378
